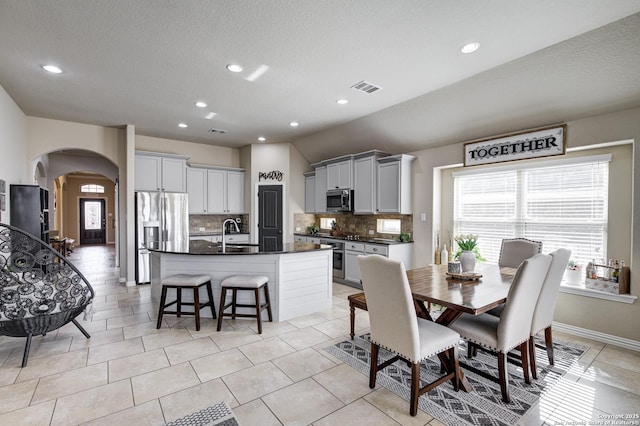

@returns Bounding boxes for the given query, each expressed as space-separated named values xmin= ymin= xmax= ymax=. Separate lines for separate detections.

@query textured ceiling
xmin=1 ymin=0 xmax=640 ymax=163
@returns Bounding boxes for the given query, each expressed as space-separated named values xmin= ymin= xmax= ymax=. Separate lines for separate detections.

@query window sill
xmin=559 ymin=282 xmax=637 ymax=304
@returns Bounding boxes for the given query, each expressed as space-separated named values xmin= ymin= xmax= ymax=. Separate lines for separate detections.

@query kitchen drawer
xmin=344 ymin=242 xmax=365 ymax=252
xmin=294 ymin=235 xmax=307 ymax=243
xmin=224 ymin=234 xmax=248 ymax=243
xmin=365 ymin=244 xmax=388 ymax=256
xmin=308 ymin=237 xmax=321 ymax=244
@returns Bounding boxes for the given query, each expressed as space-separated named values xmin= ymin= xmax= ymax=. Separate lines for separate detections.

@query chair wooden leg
xmin=21 ymin=333 xmax=33 ymax=368
xmin=410 ymin=362 xmax=420 ymax=416
xmin=157 ymin=285 xmax=168 ymax=329
xmin=349 ymin=304 xmax=355 ymax=340
xmin=231 ymin=289 xmax=237 ymax=319
xmin=263 ymin=283 xmax=273 ymax=322
xmin=369 ymin=342 xmax=379 ymax=389
xmin=520 ymin=341 xmax=530 ymax=384
xmin=206 ymin=281 xmax=217 ymax=319
xmin=193 ymin=287 xmax=201 ymax=331
xmin=255 ymin=287 xmax=262 ymax=334
xmin=176 ymin=288 xmax=182 ymax=317
xmin=498 ymin=351 xmax=510 ymax=403
xmin=545 ymin=326 xmax=554 ymax=365
xmin=217 ymin=287 xmax=227 ymax=331
xmin=529 ymin=337 xmax=538 ymax=380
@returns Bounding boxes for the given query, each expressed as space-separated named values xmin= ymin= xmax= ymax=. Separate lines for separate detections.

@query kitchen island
xmin=147 ymin=240 xmax=334 ymax=322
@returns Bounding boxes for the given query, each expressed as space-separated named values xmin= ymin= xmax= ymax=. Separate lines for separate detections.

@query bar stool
xmin=217 ymin=275 xmax=273 ymax=334
xmin=157 ymin=274 xmax=216 ymax=331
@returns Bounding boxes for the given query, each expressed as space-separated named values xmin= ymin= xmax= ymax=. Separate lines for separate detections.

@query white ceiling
xmin=1 ymin=0 xmax=640 ymax=163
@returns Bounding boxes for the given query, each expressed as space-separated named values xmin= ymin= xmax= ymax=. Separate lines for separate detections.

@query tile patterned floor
xmin=1 ymin=245 xmax=639 ymax=425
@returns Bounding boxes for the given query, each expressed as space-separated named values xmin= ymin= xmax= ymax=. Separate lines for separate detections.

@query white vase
xmin=459 ymin=250 xmax=476 ymax=272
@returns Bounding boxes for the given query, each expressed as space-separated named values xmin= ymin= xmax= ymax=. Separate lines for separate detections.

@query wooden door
xmin=258 ymin=185 xmax=282 ymax=251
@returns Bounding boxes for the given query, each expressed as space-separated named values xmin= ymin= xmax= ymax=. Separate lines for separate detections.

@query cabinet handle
xmin=372 ymin=248 xmax=378 ymax=252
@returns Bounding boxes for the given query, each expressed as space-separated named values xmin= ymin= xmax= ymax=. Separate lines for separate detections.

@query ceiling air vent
xmin=208 ymin=128 xmax=227 ymax=134
xmin=351 ymin=80 xmax=382 ymax=94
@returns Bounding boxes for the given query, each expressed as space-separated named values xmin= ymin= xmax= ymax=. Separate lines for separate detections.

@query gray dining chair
xmin=486 ymin=237 xmax=543 ymax=318
xmin=499 ymin=238 xmax=543 ymax=268
xmin=358 ymin=254 xmax=462 ymax=416
xmin=448 ymin=253 xmax=552 ymax=403
xmin=529 ymin=248 xmax=571 ymax=379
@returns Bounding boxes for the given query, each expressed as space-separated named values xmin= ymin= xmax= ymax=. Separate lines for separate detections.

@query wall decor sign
xmin=464 ymin=125 xmax=566 ymax=167
xmin=258 ymin=170 xmax=284 ymax=181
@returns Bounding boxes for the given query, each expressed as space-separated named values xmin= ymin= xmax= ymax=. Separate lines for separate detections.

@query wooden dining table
xmin=405 ymin=263 xmax=518 ymax=392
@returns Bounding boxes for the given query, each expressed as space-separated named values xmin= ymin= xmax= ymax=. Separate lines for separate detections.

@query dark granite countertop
xmin=293 ymin=233 xmax=412 ymax=245
xmin=146 ymin=239 xmax=333 ymax=255
xmin=189 ymin=231 xmax=250 ymax=237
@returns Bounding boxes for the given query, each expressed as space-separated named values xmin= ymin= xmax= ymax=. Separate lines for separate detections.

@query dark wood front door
xmin=80 ymin=198 xmax=106 ymax=244
xmin=258 ymin=185 xmax=283 ymax=251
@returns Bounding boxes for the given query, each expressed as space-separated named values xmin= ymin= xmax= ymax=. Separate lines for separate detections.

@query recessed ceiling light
xmin=258 ymin=136 xmax=266 ymax=142
xmin=178 ymin=123 xmax=188 ymax=128
xmin=42 ymin=64 xmax=62 ymax=74
xmin=336 ymin=99 xmax=349 ymax=105
xmin=195 ymin=101 xmax=207 ymax=108
xmin=205 ymin=112 xmax=216 ymax=120
xmin=461 ymin=42 xmax=480 ymax=54
xmin=289 ymin=122 xmax=299 ymax=127
xmin=226 ymin=64 xmax=243 ymax=73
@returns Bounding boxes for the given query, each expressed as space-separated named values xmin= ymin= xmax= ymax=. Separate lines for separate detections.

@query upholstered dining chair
xmin=529 ymin=248 xmax=571 ymax=379
xmin=448 ymin=253 xmax=552 ymax=403
xmin=499 ymin=238 xmax=543 ymax=268
xmin=358 ymin=254 xmax=462 ymax=416
xmin=485 ymin=237 xmax=544 ymax=318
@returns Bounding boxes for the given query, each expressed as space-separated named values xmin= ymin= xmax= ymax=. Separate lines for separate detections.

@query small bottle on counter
xmin=612 ymin=260 xmax=620 ymax=283
xmin=440 ymin=245 xmax=448 ymax=265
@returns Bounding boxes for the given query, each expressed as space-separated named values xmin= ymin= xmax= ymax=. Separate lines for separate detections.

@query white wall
xmin=0 ymin=85 xmax=29 ymax=224
xmin=136 ymin=134 xmax=240 ymax=168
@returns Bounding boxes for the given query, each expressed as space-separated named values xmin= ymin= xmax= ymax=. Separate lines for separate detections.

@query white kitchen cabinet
xmin=326 ymin=158 xmax=352 ymax=190
xmin=376 ymin=154 xmax=415 ymax=214
xmin=187 ymin=167 xmax=207 ymax=213
xmin=304 ymin=172 xmax=315 ymax=213
xmin=187 ymin=166 xmax=244 ymax=214
xmin=135 ymin=152 xmax=188 ymax=192
xmin=294 ymin=235 xmax=307 ymax=243
xmin=307 ymin=237 xmax=321 ymax=244
xmin=314 ymin=166 xmax=327 ymax=213
xmin=353 ymin=151 xmax=388 ymax=214
xmin=344 ymin=241 xmax=413 ymax=284
xmin=345 ymin=250 xmax=362 ymax=283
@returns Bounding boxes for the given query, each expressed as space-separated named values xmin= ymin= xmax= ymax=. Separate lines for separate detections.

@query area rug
xmin=165 ymin=401 xmax=239 ymax=426
xmin=324 ymin=333 xmax=588 ymax=426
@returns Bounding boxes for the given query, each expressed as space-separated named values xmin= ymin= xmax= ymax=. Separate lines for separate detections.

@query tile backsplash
xmin=294 ymin=212 xmax=413 ymax=241
xmin=189 ymin=214 xmax=250 ymax=233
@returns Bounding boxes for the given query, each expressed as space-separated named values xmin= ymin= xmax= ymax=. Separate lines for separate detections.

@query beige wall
xmin=409 ymin=107 xmax=640 ymax=341
xmin=136 ymin=134 xmax=240 ymax=168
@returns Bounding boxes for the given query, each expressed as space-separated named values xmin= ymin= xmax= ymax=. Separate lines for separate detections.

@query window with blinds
xmin=453 ymin=155 xmax=610 ymax=266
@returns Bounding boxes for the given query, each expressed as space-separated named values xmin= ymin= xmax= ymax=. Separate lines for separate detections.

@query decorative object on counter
xmin=446 ymin=271 xmax=482 ymax=281
xmin=307 ymin=225 xmax=319 ymax=235
xmin=454 ymin=234 xmax=483 ymax=272
xmin=584 ymin=260 xmax=630 ymax=294
xmin=440 ymin=245 xmax=448 ymax=264
xmin=563 ymin=259 xmax=583 ymax=286
xmin=448 ymin=261 xmax=462 ymax=274
xmin=399 ymin=232 xmax=411 ymax=242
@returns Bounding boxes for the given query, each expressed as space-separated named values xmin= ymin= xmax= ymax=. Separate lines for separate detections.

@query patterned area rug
xmin=165 ymin=401 xmax=239 ymax=426
xmin=324 ymin=333 xmax=588 ymax=426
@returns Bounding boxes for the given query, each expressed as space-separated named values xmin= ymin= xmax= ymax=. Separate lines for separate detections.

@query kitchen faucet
xmin=222 ymin=218 xmax=240 ymax=252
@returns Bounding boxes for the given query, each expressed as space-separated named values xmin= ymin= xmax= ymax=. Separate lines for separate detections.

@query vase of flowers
xmin=564 ymin=259 xmax=583 ymax=286
xmin=455 ymin=234 xmax=482 ymax=272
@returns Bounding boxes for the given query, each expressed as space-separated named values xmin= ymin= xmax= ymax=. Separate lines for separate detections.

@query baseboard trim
xmin=553 ymin=321 xmax=640 ymax=351
xmin=125 ymin=279 xmax=137 ymax=287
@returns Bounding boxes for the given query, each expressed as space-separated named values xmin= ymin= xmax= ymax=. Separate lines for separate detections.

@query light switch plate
xmin=420 ymin=213 xmax=427 ymax=222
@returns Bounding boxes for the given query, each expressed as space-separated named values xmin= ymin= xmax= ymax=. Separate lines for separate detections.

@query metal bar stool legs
xmin=217 ymin=275 xmax=272 ymax=334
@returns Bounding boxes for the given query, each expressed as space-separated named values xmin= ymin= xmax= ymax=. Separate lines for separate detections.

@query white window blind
xmin=453 ymin=155 xmax=610 ymax=266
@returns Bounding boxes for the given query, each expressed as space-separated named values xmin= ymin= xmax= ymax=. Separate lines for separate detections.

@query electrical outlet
xmin=368 ymin=230 xmax=374 ymax=235
xmin=295 ymin=227 xmax=301 ymax=232
xmin=420 ymin=213 xmax=427 ymax=222
xmin=199 ymin=227 xmax=205 ymax=231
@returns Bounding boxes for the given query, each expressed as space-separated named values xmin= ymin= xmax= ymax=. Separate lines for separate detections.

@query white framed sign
xmin=464 ymin=125 xmax=566 ymax=167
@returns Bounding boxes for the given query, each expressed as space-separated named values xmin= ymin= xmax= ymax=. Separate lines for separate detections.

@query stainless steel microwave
xmin=326 ymin=189 xmax=353 ymax=212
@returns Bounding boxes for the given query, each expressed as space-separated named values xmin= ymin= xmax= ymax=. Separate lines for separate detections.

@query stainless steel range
xmin=319 ymin=238 xmax=344 ymax=279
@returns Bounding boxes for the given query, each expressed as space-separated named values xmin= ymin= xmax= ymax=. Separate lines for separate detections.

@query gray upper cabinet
xmin=304 ymin=172 xmax=316 ymax=213
xmin=376 ymin=154 xmax=415 ymax=214
xmin=326 ymin=158 xmax=352 ymax=189
xmin=353 ymin=151 xmax=388 ymax=214
xmin=187 ymin=166 xmax=245 ymax=214
xmin=314 ymin=166 xmax=327 ymax=213
xmin=135 ymin=151 xmax=188 ymax=192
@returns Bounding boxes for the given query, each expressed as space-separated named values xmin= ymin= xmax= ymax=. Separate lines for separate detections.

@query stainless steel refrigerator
xmin=135 ymin=192 xmax=188 ymax=284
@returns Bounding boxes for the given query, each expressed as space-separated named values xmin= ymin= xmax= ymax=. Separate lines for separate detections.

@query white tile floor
xmin=0 ymin=245 xmax=639 ymax=425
